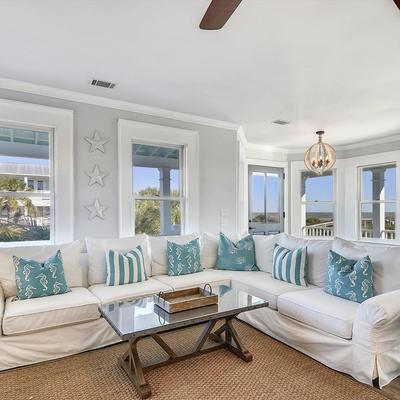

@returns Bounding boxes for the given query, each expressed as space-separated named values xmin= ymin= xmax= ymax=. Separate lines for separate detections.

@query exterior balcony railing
xmin=302 ymin=222 xmax=334 ymax=237
xmin=303 ymin=223 xmax=395 ymax=240
xmin=360 ymin=229 xmax=395 ymax=240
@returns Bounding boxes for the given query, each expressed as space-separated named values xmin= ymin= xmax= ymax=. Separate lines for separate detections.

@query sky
xmin=133 ymin=167 xmax=179 ymax=195
xmin=0 ymin=155 xmax=49 ymax=165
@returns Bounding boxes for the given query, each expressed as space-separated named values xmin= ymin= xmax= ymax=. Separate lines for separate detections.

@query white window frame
xmin=0 ymin=99 xmax=74 ymax=246
xmin=300 ymin=169 xmax=336 ymax=238
xmin=357 ymin=162 xmax=397 ymax=242
xmin=0 ymin=123 xmax=55 ymax=242
xmin=118 ymin=119 xmax=199 ymax=237
xmin=132 ymin=141 xmax=185 ymax=235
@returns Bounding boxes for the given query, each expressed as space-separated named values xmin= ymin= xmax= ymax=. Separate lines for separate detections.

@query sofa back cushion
xmin=253 ymin=234 xmax=280 ymax=273
xmin=277 ymin=233 xmax=332 ymax=287
xmin=149 ymin=233 xmax=198 ymax=276
xmin=86 ymin=235 xmax=150 ymax=285
xmin=0 ymin=240 xmax=83 ymax=299
xmin=332 ymin=237 xmax=400 ymax=295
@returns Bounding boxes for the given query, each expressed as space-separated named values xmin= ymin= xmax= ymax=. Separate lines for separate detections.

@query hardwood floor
xmin=381 ymin=378 xmax=400 ymax=400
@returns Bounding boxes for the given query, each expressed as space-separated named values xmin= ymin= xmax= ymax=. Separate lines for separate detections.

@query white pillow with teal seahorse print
xmin=167 ymin=238 xmax=202 ymax=276
xmin=13 ymin=250 xmax=70 ymax=300
xmin=324 ymin=250 xmax=373 ymax=303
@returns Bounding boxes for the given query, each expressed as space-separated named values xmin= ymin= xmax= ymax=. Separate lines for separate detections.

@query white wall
xmin=0 ymin=88 xmax=239 ymax=239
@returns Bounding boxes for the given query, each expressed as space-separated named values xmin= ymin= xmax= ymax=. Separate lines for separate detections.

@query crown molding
xmin=0 ymin=77 xmax=240 ymax=131
xmin=245 ymin=132 xmax=400 ymax=156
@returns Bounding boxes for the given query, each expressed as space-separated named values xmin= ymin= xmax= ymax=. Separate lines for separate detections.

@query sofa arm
xmin=353 ymin=289 xmax=400 ymax=348
xmin=0 ymin=284 xmax=4 ymax=336
xmin=353 ymin=290 xmax=400 ymax=387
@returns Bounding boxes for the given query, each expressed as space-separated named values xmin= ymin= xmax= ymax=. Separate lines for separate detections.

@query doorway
xmin=248 ymin=165 xmax=285 ymax=235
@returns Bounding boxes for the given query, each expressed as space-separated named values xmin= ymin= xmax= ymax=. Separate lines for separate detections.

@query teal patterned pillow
xmin=13 ymin=250 xmax=70 ymax=300
xmin=324 ymin=250 xmax=373 ymax=303
xmin=167 ymin=238 xmax=202 ymax=276
xmin=216 ymin=233 xmax=258 ymax=271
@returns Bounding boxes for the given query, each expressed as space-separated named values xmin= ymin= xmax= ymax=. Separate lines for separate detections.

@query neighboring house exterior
xmin=0 ymin=163 xmax=50 ymax=226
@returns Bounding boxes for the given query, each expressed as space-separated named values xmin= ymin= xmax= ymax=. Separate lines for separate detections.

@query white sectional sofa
xmin=0 ymin=232 xmax=400 ymax=389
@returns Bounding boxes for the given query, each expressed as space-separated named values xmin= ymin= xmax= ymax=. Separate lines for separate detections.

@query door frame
xmin=245 ymin=159 xmax=289 ymax=235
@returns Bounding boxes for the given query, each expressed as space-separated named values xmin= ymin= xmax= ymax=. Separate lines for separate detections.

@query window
xmin=359 ymin=163 xmax=396 ymax=240
xmin=301 ymin=170 xmax=335 ymax=237
xmin=118 ymin=119 xmax=198 ymax=237
xmin=248 ymin=166 xmax=284 ymax=235
xmin=132 ymin=143 xmax=184 ymax=236
xmin=0 ymin=126 xmax=53 ymax=243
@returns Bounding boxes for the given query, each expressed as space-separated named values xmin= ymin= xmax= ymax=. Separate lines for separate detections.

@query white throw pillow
xmin=333 ymin=237 xmax=400 ymax=295
xmin=278 ymin=233 xmax=332 ymax=287
xmin=0 ymin=240 xmax=83 ymax=299
xmin=200 ymin=232 xmax=218 ymax=269
xmin=253 ymin=234 xmax=280 ymax=273
xmin=86 ymin=235 xmax=150 ymax=285
xmin=149 ymin=234 xmax=199 ymax=276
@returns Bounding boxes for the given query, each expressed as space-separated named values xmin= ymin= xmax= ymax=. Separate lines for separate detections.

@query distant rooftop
xmin=0 ymin=163 xmax=49 ymax=177
xmin=0 ymin=127 xmax=49 ymax=146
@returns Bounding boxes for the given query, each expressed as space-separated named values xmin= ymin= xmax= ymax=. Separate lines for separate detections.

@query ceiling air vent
xmin=272 ymin=119 xmax=290 ymax=125
xmin=90 ymin=79 xmax=116 ymax=89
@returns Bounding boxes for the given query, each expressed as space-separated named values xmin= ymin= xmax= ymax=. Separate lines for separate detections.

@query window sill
xmin=302 ymin=236 xmax=334 ymax=241
xmin=0 ymin=240 xmax=52 ymax=248
xmin=355 ymin=238 xmax=400 ymax=247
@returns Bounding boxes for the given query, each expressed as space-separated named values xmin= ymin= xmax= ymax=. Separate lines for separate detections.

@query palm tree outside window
xmin=0 ymin=126 xmax=53 ymax=243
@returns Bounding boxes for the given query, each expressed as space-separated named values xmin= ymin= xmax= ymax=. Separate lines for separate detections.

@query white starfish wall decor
xmin=86 ymin=164 xmax=108 ymax=186
xmin=85 ymin=199 xmax=108 ymax=220
xmin=84 ymin=130 xmax=109 ymax=153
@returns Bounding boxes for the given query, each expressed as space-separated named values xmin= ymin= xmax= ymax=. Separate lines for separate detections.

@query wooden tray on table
xmin=154 ymin=284 xmax=218 ymax=313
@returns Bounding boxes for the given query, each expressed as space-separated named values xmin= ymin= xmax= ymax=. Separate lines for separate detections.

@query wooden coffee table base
xmin=118 ymin=316 xmax=252 ymax=399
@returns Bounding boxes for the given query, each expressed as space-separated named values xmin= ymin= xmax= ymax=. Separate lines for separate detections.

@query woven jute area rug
xmin=0 ymin=320 xmax=389 ymax=400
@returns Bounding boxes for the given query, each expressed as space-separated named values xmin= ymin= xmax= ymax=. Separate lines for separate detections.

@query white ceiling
xmin=0 ymin=0 xmax=400 ymax=149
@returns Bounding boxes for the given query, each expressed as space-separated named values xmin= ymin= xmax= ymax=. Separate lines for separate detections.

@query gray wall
xmin=0 ymin=88 xmax=238 ymax=239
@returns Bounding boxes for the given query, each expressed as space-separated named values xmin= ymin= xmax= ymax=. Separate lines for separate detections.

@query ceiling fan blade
xmin=200 ymin=0 xmax=242 ymax=30
xmin=394 ymin=0 xmax=400 ymax=9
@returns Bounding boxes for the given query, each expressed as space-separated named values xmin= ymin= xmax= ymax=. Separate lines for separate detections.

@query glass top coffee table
xmin=100 ymin=285 xmax=268 ymax=399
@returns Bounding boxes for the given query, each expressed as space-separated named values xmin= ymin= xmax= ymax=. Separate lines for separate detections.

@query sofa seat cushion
xmin=2 ymin=287 xmax=100 ymax=336
xmin=153 ymin=270 xmax=231 ymax=290
xmin=89 ymin=278 xmax=171 ymax=304
xmin=229 ymin=271 xmax=315 ymax=310
xmin=278 ymin=288 xmax=360 ymax=339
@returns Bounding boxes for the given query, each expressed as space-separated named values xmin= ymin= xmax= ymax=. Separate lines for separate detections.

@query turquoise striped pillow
xmin=272 ymin=244 xmax=308 ymax=286
xmin=106 ymin=246 xmax=148 ymax=286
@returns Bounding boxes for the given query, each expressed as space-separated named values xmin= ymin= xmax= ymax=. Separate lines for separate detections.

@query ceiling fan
xmin=199 ymin=0 xmax=400 ymax=31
